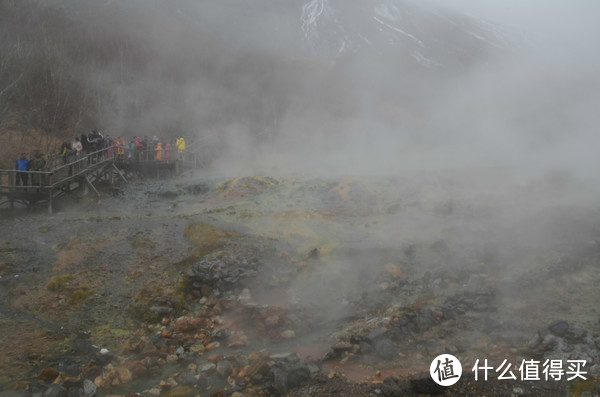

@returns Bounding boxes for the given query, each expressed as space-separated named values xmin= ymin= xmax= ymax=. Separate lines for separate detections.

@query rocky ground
xmin=0 ymin=171 xmax=599 ymax=396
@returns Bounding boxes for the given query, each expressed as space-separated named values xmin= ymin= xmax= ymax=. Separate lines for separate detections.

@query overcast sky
xmin=429 ymin=0 xmax=600 ymax=63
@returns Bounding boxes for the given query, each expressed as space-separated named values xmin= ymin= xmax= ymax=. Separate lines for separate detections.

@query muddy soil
xmin=0 ymin=170 xmax=599 ymax=396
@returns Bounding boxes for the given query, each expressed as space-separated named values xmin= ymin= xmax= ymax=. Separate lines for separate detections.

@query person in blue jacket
xmin=15 ymin=152 xmax=31 ymax=187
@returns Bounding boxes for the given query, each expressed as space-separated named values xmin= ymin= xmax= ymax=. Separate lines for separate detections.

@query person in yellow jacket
xmin=116 ymin=137 xmax=125 ymax=160
xmin=155 ymin=142 xmax=163 ymax=161
xmin=176 ymin=136 xmax=186 ymax=159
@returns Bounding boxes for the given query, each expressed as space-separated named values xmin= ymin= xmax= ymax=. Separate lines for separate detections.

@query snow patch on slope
xmin=301 ymin=0 xmax=326 ymax=38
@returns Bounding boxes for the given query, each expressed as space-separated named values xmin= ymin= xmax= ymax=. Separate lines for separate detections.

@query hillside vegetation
xmin=0 ymin=0 xmax=501 ymax=170
xmin=0 ymin=0 xmax=329 ymax=168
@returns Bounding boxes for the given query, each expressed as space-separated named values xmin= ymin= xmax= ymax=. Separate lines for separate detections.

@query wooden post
xmin=48 ymin=188 xmax=53 ymax=214
xmin=47 ymin=173 xmax=54 ymax=214
xmin=85 ymin=176 xmax=100 ymax=197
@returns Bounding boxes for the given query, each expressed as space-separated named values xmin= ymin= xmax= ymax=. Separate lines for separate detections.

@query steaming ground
xmin=1 ymin=167 xmax=599 ymax=394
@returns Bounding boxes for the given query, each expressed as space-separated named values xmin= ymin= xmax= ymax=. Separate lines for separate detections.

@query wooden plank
xmin=85 ymin=176 xmax=100 ymax=197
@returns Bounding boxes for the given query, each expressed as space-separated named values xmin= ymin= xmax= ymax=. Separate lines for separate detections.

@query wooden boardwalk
xmin=0 ymin=146 xmax=199 ymax=213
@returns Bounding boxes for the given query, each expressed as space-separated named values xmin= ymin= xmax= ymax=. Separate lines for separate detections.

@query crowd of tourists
xmin=13 ymin=130 xmax=187 ymax=187
xmin=59 ymin=131 xmax=187 ymax=164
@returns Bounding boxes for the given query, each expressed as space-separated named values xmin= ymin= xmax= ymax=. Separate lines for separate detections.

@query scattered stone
xmin=116 ymin=367 xmax=132 ymax=383
xmin=271 ymin=367 xmax=288 ymax=395
xmin=67 ymin=386 xmax=84 ymax=397
xmin=210 ymin=329 xmax=231 ymax=340
xmin=410 ymin=376 xmax=445 ymax=395
xmin=150 ymin=305 xmax=173 ymax=315
xmin=366 ymin=328 xmax=388 ymax=344
xmin=205 ymin=341 xmax=221 ymax=350
xmin=381 ymin=377 xmax=402 ymax=396
xmin=281 ymin=330 xmax=295 ymax=339
xmin=190 ymin=343 xmax=206 ymax=354
xmin=216 ymin=360 xmax=232 ymax=378
xmin=37 ymin=367 xmax=60 ymax=383
xmin=332 ymin=342 xmax=353 ymax=353
xmin=199 ymin=363 xmax=217 ymax=374
xmin=166 ymin=354 xmax=178 ymax=363
xmin=246 ymin=358 xmax=270 ymax=378
xmin=83 ymin=379 xmax=97 ymax=397
xmin=160 ymin=386 xmax=194 ymax=397
xmin=179 ymin=371 xmax=198 ymax=386
xmin=43 ymin=384 xmax=66 ymax=397
xmin=286 ymin=364 xmax=310 ymax=389
xmin=140 ymin=341 xmax=159 ymax=357
xmin=547 ymin=320 xmax=565 ymax=335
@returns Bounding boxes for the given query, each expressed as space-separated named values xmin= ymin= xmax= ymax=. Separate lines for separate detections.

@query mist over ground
xmin=3 ymin=0 xmax=598 ymax=181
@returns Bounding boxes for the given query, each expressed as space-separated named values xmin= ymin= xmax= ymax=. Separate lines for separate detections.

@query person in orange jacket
xmin=155 ymin=141 xmax=163 ymax=161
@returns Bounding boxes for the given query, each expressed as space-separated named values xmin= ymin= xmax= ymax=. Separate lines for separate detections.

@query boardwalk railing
xmin=1 ymin=143 xmax=201 ymax=212
xmin=0 ymin=146 xmax=117 ymax=190
xmin=0 ymin=170 xmax=54 ymax=191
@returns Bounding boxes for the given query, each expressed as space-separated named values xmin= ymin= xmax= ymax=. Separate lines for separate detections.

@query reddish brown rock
xmin=200 ymin=284 xmax=213 ymax=297
xmin=246 ymin=358 xmax=270 ymax=377
xmin=160 ymin=329 xmax=173 ymax=338
xmin=207 ymin=354 xmax=222 ymax=363
xmin=140 ymin=341 xmax=159 ymax=357
xmin=36 ymin=367 xmax=59 ymax=383
xmin=129 ymin=362 xmax=148 ymax=377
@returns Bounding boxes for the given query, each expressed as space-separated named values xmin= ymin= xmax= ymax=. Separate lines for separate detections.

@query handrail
xmin=1 ymin=142 xmax=201 ymax=189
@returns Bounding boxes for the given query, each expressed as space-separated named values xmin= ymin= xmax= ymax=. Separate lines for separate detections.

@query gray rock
xmin=198 ymin=363 xmax=216 ymax=373
xmin=83 ymin=379 xmax=97 ymax=397
xmin=174 ymin=346 xmax=185 ymax=356
xmin=216 ymin=360 xmax=232 ymax=378
xmin=410 ymin=377 xmax=445 ymax=395
xmin=67 ymin=388 xmax=83 ymax=397
xmin=287 ymin=364 xmax=310 ymax=389
xmin=149 ymin=306 xmax=172 ymax=315
xmin=382 ymin=377 xmax=402 ymax=396
xmin=375 ymin=339 xmax=395 ymax=360
xmin=271 ymin=352 xmax=297 ymax=362
xmin=306 ymin=363 xmax=320 ymax=375
xmin=196 ymin=375 xmax=209 ymax=388
xmin=180 ymin=371 xmax=198 ymax=386
xmin=271 ymin=367 xmax=288 ymax=395
xmin=548 ymin=320 xmax=570 ymax=337
xmin=43 ymin=385 xmax=66 ymax=397
xmin=564 ymin=325 xmax=587 ymax=341
xmin=366 ymin=328 xmax=388 ymax=344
